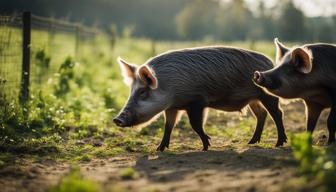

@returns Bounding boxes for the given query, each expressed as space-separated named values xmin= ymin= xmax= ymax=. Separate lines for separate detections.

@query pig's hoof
xmin=156 ymin=146 xmax=165 ymax=152
xmin=275 ymin=142 xmax=283 ymax=147
xmin=202 ymin=142 xmax=210 ymax=151
xmin=202 ymin=135 xmax=211 ymax=151
xmin=156 ymin=145 xmax=166 ymax=152
xmin=275 ymin=136 xmax=287 ymax=147
xmin=156 ymin=142 xmax=169 ymax=152
xmin=248 ymin=137 xmax=260 ymax=144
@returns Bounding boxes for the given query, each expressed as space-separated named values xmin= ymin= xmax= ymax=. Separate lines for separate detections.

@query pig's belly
xmin=208 ymin=99 xmax=250 ymax=112
xmin=206 ymin=88 xmax=259 ymax=112
xmin=301 ymin=90 xmax=332 ymax=108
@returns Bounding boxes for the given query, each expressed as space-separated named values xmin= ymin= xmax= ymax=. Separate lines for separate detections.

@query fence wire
xmin=0 ymin=14 xmax=22 ymax=103
xmin=30 ymin=14 xmax=99 ymax=87
xmin=0 ymin=12 xmax=101 ymax=103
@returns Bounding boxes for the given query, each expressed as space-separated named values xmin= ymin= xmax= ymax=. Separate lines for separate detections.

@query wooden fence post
xmin=20 ymin=11 xmax=31 ymax=103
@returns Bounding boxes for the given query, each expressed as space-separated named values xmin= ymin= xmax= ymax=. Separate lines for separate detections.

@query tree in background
xmin=176 ymin=0 xmax=253 ymax=41
xmin=277 ymin=1 xmax=306 ymax=41
xmin=254 ymin=0 xmax=276 ymax=40
xmin=216 ymin=0 xmax=253 ymax=41
xmin=176 ymin=0 xmax=219 ymax=40
xmin=1 ymin=0 xmax=335 ymax=42
xmin=306 ymin=16 xmax=336 ymax=42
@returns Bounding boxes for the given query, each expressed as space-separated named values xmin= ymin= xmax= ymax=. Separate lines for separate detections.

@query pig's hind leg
xmin=186 ymin=101 xmax=211 ymax=151
xmin=327 ymin=89 xmax=336 ymax=144
xmin=304 ymin=101 xmax=323 ymax=134
xmin=327 ymin=104 xmax=336 ymax=144
xmin=260 ymin=94 xmax=287 ymax=147
xmin=157 ymin=109 xmax=181 ymax=152
xmin=248 ymin=101 xmax=267 ymax=144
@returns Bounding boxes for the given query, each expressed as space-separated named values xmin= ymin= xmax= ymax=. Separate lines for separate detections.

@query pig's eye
xmin=138 ymin=89 xmax=148 ymax=100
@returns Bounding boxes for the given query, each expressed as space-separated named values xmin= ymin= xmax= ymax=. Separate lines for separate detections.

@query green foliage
xmin=54 ymin=57 xmax=76 ymax=97
xmin=0 ymin=99 xmax=29 ymax=144
xmin=35 ymin=49 xmax=51 ymax=69
xmin=120 ymin=167 xmax=139 ymax=180
xmin=291 ymin=132 xmax=314 ymax=172
xmin=103 ymin=88 xmax=117 ymax=109
xmin=35 ymin=49 xmax=52 ymax=83
xmin=0 ymin=85 xmax=70 ymax=145
xmin=50 ymin=166 xmax=100 ymax=192
xmin=290 ymin=133 xmax=336 ymax=192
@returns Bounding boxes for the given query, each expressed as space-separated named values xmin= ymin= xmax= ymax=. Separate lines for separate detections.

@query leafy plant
xmin=290 ymin=133 xmax=336 ymax=192
xmin=49 ymin=166 xmax=100 ymax=192
xmin=54 ymin=57 xmax=76 ymax=97
xmin=35 ymin=49 xmax=51 ymax=83
xmin=35 ymin=49 xmax=51 ymax=69
xmin=291 ymin=132 xmax=314 ymax=173
xmin=120 ymin=167 xmax=139 ymax=180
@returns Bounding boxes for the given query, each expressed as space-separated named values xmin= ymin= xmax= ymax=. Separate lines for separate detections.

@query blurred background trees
xmin=1 ymin=0 xmax=335 ymax=42
xmin=277 ymin=1 xmax=306 ymax=41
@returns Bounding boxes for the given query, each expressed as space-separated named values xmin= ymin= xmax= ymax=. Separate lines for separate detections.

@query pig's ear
xmin=291 ymin=47 xmax=313 ymax=74
xmin=274 ymin=38 xmax=289 ymax=64
xmin=117 ymin=57 xmax=137 ymax=86
xmin=138 ymin=65 xmax=158 ymax=89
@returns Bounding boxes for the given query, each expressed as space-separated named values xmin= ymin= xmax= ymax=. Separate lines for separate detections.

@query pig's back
xmin=147 ymin=46 xmax=272 ymax=97
xmin=307 ymin=44 xmax=336 ymax=69
xmin=306 ymin=44 xmax=336 ymax=87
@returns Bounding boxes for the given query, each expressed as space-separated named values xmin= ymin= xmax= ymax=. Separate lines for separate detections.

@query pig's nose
xmin=253 ymin=71 xmax=264 ymax=84
xmin=113 ymin=117 xmax=125 ymax=127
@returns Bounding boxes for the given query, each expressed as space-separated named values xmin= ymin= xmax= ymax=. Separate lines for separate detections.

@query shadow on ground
xmin=132 ymin=147 xmax=297 ymax=191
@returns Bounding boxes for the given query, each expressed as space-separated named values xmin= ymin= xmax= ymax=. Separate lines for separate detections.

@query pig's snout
xmin=113 ymin=110 xmax=133 ymax=127
xmin=253 ymin=71 xmax=264 ymax=84
xmin=113 ymin=117 xmax=125 ymax=127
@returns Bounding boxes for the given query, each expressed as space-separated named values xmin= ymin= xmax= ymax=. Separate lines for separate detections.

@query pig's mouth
xmin=253 ymin=71 xmax=281 ymax=91
xmin=113 ymin=118 xmax=138 ymax=127
xmin=113 ymin=118 xmax=129 ymax=127
xmin=113 ymin=111 xmax=161 ymax=128
xmin=113 ymin=110 xmax=137 ymax=127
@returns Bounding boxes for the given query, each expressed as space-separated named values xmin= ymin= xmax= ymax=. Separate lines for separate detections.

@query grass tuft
xmin=49 ymin=166 xmax=101 ymax=192
xmin=120 ymin=167 xmax=139 ymax=180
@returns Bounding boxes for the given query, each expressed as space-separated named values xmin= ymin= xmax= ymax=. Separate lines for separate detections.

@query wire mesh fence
xmin=0 ymin=13 xmax=22 ymax=104
xmin=30 ymin=14 xmax=100 ymax=86
xmin=0 ymin=12 xmax=102 ymax=104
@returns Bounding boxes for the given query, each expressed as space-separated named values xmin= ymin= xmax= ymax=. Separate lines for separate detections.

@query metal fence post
xmin=20 ymin=11 xmax=31 ymax=103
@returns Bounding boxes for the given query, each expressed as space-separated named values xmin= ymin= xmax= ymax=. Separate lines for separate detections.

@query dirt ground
xmin=0 ymin=101 xmax=330 ymax=192
xmin=0 ymin=146 xmax=297 ymax=192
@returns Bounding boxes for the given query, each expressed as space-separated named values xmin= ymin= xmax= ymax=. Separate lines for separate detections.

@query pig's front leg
xmin=305 ymin=101 xmax=323 ymax=134
xmin=186 ymin=100 xmax=211 ymax=151
xmin=327 ymin=89 xmax=336 ymax=144
xmin=260 ymin=95 xmax=287 ymax=146
xmin=248 ymin=101 xmax=267 ymax=144
xmin=157 ymin=109 xmax=179 ymax=152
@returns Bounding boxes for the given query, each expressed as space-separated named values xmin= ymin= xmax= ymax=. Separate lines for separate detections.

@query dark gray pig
xmin=113 ymin=46 xmax=287 ymax=151
xmin=254 ymin=38 xmax=336 ymax=144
